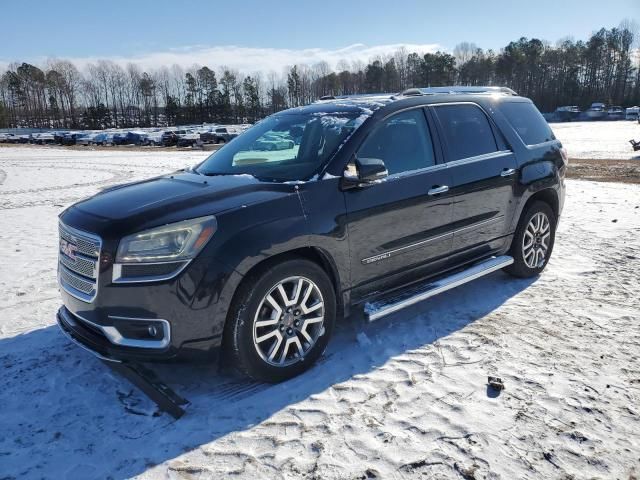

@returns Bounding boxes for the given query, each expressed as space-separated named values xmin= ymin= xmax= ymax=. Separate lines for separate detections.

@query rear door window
xmin=499 ymin=102 xmax=555 ymax=145
xmin=357 ymin=108 xmax=436 ymax=175
xmin=433 ymin=104 xmax=498 ymax=161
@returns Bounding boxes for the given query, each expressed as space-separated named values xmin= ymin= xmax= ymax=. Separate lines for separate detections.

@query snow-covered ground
xmin=553 ymin=120 xmax=640 ymax=160
xmin=1 ymin=144 xmax=639 ymax=479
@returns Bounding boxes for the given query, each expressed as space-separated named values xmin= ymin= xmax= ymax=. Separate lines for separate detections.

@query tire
xmin=504 ymin=200 xmax=556 ymax=278
xmin=225 ymin=258 xmax=336 ymax=382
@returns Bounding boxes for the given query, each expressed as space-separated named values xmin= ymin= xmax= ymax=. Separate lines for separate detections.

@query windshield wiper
xmin=200 ymin=172 xmax=234 ymax=176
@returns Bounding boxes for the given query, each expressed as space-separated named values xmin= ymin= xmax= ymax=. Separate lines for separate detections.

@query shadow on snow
xmin=0 ymin=271 xmax=536 ymax=479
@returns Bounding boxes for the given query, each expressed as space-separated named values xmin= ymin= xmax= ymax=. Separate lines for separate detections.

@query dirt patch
xmin=567 ymin=158 xmax=640 ymax=184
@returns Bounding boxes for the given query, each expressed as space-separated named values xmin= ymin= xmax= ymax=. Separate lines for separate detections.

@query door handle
xmin=501 ymin=168 xmax=517 ymax=177
xmin=428 ymin=185 xmax=449 ymax=195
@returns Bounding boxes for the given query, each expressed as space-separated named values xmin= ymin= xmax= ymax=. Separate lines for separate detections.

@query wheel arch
xmin=220 ymin=246 xmax=344 ymax=357
xmin=522 ymin=188 xmax=559 ymax=220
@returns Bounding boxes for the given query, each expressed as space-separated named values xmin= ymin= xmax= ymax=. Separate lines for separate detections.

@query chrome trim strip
xmin=361 ymin=216 xmax=504 ymax=264
xmin=444 ymin=150 xmax=513 ymax=168
xmin=112 ymin=260 xmax=191 ymax=284
xmin=453 ymin=216 xmax=504 ymax=235
xmin=68 ymin=309 xmax=171 ymax=350
xmin=59 ymin=222 xmax=102 ymax=244
xmin=383 ymin=162 xmax=448 ymax=179
xmin=106 ymin=316 xmax=171 ymax=349
xmin=361 ymin=232 xmax=452 ymax=265
xmin=366 ymin=255 xmax=514 ymax=321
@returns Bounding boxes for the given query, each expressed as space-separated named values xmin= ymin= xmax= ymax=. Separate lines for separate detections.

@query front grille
xmin=58 ymin=222 xmax=102 ymax=302
xmin=59 ymin=252 xmax=96 ymax=278
xmin=59 ymin=267 xmax=94 ymax=294
xmin=59 ymin=225 xmax=100 ymax=257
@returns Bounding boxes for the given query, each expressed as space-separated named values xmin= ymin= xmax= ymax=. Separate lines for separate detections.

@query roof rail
xmin=315 ymin=93 xmax=397 ymax=103
xmin=400 ymin=86 xmax=518 ymax=96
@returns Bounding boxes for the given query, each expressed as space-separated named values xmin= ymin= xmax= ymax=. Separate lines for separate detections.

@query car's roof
xmin=277 ymin=86 xmax=527 ymax=117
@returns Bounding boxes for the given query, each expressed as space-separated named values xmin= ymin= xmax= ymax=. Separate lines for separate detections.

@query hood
xmin=69 ymin=171 xmax=294 ymax=227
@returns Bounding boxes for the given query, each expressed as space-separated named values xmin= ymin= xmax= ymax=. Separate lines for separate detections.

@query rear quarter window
xmin=499 ymin=102 xmax=555 ymax=146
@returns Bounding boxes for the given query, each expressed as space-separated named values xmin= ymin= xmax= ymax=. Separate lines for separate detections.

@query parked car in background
xmin=199 ymin=128 xmax=218 ymax=144
xmin=161 ymin=129 xmax=187 ymax=146
xmin=176 ymin=130 xmax=202 ymax=147
xmin=625 ymin=106 xmax=640 ymax=120
xmin=204 ymin=126 xmax=239 ymax=144
xmin=76 ymin=132 xmax=101 ymax=146
xmin=111 ymin=131 xmax=144 ymax=145
xmin=61 ymin=132 xmax=84 ymax=145
xmin=607 ymin=106 xmax=625 ymax=120
xmin=128 ymin=131 xmax=148 ymax=145
xmin=53 ymin=131 xmax=70 ymax=144
xmin=585 ymin=102 xmax=607 ymax=120
xmin=554 ymin=106 xmax=580 ymax=122
xmin=93 ymin=132 xmax=115 ymax=145
xmin=56 ymin=86 xmax=566 ymax=382
xmin=32 ymin=132 xmax=56 ymax=144
xmin=112 ymin=132 xmax=128 ymax=145
xmin=145 ymin=130 xmax=164 ymax=146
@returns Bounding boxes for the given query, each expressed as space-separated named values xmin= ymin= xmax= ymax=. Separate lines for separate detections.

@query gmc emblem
xmin=60 ymin=239 xmax=78 ymax=260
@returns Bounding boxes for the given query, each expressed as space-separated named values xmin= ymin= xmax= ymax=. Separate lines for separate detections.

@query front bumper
xmin=56 ymin=208 xmax=247 ymax=362
xmin=58 ymin=306 xmax=135 ymax=363
xmin=57 ymin=252 xmax=245 ymax=362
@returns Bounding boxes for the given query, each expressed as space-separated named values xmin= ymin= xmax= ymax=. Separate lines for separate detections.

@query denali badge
xmin=60 ymin=239 xmax=78 ymax=260
xmin=362 ymin=252 xmax=391 ymax=264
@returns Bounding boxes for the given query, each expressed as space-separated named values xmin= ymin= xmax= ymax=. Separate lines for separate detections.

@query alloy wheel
xmin=252 ymin=276 xmax=325 ymax=367
xmin=522 ymin=212 xmax=551 ymax=269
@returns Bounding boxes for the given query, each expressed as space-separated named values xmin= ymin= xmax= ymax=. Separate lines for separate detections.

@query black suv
xmin=57 ymin=86 xmax=566 ymax=382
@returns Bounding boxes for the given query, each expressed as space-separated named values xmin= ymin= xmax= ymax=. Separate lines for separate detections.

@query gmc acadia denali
xmin=57 ymin=86 xmax=566 ymax=382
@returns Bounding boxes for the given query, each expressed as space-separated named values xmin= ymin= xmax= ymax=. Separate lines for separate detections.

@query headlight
xmin=116 ymin=216 xmax=217 ymax=263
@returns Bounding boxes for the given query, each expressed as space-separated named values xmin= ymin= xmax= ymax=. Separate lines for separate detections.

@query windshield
xmin=196 ymin=112 xmax=364 ymax=181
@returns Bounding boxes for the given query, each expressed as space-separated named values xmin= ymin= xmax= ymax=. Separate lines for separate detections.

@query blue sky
xmin=1 ymin=0 xmax=637 ymax=72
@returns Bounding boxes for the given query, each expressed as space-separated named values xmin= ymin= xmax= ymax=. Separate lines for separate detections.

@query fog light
xmin=148 ymin=325 xmax=158 ymax=337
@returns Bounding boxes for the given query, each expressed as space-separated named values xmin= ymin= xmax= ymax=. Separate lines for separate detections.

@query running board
xmin=364 ymin=255 xmax=514 ymax=322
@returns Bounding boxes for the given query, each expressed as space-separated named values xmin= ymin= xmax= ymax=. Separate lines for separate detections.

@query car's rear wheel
xmin=504 ymin=200 xmax=556 ymax=278
xmin=226 ymin=259 xmax=335 ymax=382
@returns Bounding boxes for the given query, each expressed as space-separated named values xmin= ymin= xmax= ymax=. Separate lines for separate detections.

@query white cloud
xmin=0 ymin=43 xmax=442 ymax=73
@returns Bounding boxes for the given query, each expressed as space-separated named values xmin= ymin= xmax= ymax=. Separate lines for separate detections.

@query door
xmin=344 ymin=107 xmax=455 ymax=298
xmin=431 ymin=103 xmax=518 ymax=254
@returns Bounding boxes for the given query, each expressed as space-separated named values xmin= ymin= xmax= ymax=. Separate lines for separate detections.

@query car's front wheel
xmin=226 ymin=258 xmax=335 ymax=382
xmin=504 ymin=200 xmax=556 ymax=278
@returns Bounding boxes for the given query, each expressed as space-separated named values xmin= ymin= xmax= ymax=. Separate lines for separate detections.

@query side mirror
xmin=343 ymin=157 xmax=388 ymax=187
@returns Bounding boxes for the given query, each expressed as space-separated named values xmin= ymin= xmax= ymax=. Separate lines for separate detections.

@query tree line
xmin=1 ymin=22 xmax=638 ymax=129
